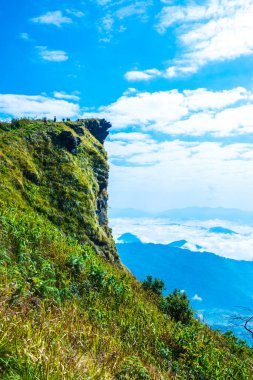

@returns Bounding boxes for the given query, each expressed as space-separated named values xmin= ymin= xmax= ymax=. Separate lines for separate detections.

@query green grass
xmin=0 ymin=119 xmax=252 ymax=379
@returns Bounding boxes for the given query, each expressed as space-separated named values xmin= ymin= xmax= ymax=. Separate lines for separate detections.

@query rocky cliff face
xmin=81 ymin=119 xmax=111 ymax=144
xmin=0 ymin=118 xmax=118 ymax=261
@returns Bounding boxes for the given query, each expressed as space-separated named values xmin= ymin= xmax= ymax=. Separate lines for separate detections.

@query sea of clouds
xmin=110 ymin=217 xmax=253 ymax=261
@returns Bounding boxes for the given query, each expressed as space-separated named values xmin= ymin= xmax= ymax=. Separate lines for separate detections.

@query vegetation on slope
xmin=0 ymin=119 xmax=252 ymax=379
xmin=0 ymin=118 xmax=117 ymax=261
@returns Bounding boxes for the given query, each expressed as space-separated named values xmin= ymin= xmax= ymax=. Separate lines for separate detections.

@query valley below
xmin=110 ymin=214 xmax=253 ymax=344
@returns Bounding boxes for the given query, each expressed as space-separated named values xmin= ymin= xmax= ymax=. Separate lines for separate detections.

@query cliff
xmin=0 ymin=119 xmax=252 ymax=379
xmin=0 ymin=118 xmax=117 ymax=261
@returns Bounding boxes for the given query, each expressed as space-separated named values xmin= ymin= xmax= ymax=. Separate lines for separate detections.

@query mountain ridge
xmin=117 ymin=240 xmax=253 ymax=338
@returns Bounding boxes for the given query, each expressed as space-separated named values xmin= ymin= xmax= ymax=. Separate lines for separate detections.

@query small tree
xmin=142 ymin=275 xmax=165 ymax=296
xmin=161 ymin=289 xmax=193 ymax=324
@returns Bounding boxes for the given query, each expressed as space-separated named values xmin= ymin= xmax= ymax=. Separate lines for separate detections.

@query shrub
xmin=160 ymin=289 xmax=193 ymax=324
xmin=142 ymin=275 xmax=165 ymax=296
xmin=67 ymin=254 xmax=85 ymax=276
xmin=116 ymin=357 xmax=151 ymax=380
xmin=11 ymin=118 xmax=32 ymax=129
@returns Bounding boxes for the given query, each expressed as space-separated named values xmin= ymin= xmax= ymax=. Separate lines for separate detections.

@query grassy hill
xmin=0 ymin=119 xmax=252 ymax=379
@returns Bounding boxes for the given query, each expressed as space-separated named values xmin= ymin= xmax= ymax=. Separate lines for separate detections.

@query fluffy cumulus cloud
xmin=126 ymin=0 xmax=253 ymax=79
xmin=0 ymin=94 xmax=79 ymax=118
xmin=106 ymin=139 xmax=253 ymax=212
xmin=170 ymin=0 xmax=253 ymax=73
xmin=110 ymin=132 xmax=154 ymax=142
xmin=80 ymin=85 xmax=253 ymax=214
xmin=106 ymin=139 xmax=253 ymax=164
xmin=82 ymin=86 xmax=253 ymax=136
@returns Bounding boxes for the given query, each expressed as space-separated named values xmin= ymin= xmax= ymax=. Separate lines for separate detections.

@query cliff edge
xmin=0 ymin=118 xmax=118 ymax=261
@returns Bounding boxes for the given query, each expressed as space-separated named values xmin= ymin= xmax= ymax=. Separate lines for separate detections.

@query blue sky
xmin=1 ymin=0 xmax=253 ymax=212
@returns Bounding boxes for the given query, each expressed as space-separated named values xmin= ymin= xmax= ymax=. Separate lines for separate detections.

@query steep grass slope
xmin=0 ymin=119 xmax=252 ymax=379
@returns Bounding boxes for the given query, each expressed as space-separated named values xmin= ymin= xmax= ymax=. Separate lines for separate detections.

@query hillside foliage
xmin=0 ymin=119 xmax=252 ymax=379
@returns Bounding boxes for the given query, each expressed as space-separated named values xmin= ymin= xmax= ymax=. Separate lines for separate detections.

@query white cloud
xmin=154 ymin=0 xmax=253 ymax=76
xmin=0 ymin=94 xmax=79 ymax=118
xmin=66 ymin=9 xmax=85 ymax=18
xmin=124 ymin=65 xmax=198 ymax=81
xmin=192 ymin=294 xmax=203 ymax=301
xmin=105 ymin=138 xmax=253 ymax=213
xmin=37 ymin=46 xmax=69 ymax=62
xmin=115 ymin=2 xmax=151 ymax=20
xmin=32 ymin=11 xmax=73 ymax=27
xmin=125 ymin=71 xmax=152 ymax=81
xmin=164 ymin=64 xmax=198 ymax=78
xmin=82 ymin=87 xmax=252 ymax=136
xmin=109 ymin=217 xmax=253 ymax=260
xmin=100 ymin=87 xmax=253 ymax=219
xmin=125 ymin=69 xmax=162 ymax=81
xmin=96 ymin=0 xmax=112 ymax=5
xmin=127 ymin=0 xmax=253 ymax=79
xmin=106 ymin=138 xmax=253 ymax=166
xmin=97 ymin=0 xmax=152 ymax=41
xmin=96 ymin=0 xmax=151 ymax=14
xmin=97 ymin=13 xmax=115 ymax=42
xmin=98 ymin=13 xmax=114 ymax=36
xmin=20 ymin=32 xmax=30 ymax=41
xmin=53 ymin=91 xmax=80 ymax=101
xmin=169 ymin=104 xmax=253 ymax=137
xmin=109 ymin=132 xmax=153 ymax=141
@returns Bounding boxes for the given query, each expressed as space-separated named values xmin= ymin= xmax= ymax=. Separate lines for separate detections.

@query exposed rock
xmin=55 ymin=131 xmax=81 ymax=155
xmin=67 ymin=124 xmax=85 ymax=136
xmin=96 ymin=191 xmax=108 ymax=226
xmin=83 ymin=119 xmax=111 ymax=144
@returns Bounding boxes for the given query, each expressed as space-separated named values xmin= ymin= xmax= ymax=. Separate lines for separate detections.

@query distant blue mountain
xmin=118 ymin=233 xmax=141 ymax=243
xmin=168 ymin=240 xmax=203 ymax=250
xmin=168 ymin=240 xmax=187 ymax=248
xmin=117 ymin=239 xmax=253 ymax=341
xmin=208 ymin=226 xmax=238 ymax=235
xmin=157 ymin=207 xmax=253 ymax=224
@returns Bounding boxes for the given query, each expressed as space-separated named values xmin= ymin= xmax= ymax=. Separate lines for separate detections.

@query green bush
xmin=67 ymin=254 xmax=85 ymax=275
xmin=142 ymin=275 xmax=165 ymax=296
xmin=116 ymin=357 xmax=151 ymax=380
xmin=160 ymin=288 xmax=193 ymax=324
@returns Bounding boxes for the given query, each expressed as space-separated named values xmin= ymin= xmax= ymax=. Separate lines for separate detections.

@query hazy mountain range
xmin=109 ymin=207 xmax=253 ymax=225
xmin=117 ymin=234 xmax=253 ymax=342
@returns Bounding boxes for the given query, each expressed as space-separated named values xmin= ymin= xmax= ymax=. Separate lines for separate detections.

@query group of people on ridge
xmin=43 ymin=116 xmax=71 ymax=125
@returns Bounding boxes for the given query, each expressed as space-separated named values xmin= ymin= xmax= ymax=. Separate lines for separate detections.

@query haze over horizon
xmin=1 ymin=0 xmax=253 ymax=213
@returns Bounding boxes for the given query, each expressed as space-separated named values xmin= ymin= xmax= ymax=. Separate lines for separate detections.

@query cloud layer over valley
xmin=110 ymin=217 xmax=253 ymax=261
